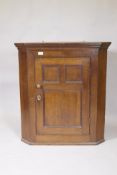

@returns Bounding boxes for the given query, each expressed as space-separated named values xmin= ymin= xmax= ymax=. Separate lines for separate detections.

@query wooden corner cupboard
xmin=15 ymin=42 xmax=111 ymax=145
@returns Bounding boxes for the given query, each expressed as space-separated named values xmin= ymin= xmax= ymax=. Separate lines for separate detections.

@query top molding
xmin=14 ymin=42 xmax=111 ymax=49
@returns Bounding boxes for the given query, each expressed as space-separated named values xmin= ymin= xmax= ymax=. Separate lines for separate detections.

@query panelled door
xmin=35 ymin=55 xmax=90 ymax=136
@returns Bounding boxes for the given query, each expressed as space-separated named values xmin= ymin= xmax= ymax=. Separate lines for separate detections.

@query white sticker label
xmin=38 ymin=51 xmax=44 ymax=55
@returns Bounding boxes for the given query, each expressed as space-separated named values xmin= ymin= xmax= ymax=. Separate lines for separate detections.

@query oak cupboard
xmin=15 ymin=42 xmax=111 ymax=145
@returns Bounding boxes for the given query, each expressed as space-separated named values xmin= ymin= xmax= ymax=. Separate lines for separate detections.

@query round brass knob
xmin=36 ymin=84 xmax=41 ymax=88
xmin=37 ymin=95 xmax=41 ymax=101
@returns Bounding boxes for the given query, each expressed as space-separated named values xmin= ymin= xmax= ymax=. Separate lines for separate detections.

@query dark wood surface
xmin=15 ymin=42 xmax=111 ymax=145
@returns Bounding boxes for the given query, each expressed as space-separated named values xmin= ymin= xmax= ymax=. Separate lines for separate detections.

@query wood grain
xmin=15 ymin=42 xmax=111 ymax=145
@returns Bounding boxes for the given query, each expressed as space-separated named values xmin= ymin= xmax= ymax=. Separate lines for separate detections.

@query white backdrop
xmin=0 ymin=0 xmax=117 ymax=175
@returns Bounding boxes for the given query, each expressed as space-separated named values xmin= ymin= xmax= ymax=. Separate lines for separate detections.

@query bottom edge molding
xmin=21 ymin=138 xmax=105 ymax=145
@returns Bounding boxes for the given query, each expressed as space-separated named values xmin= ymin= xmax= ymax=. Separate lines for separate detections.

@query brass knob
xmin=37 ymin=95 xmax=41 ymax=101
xmin=36 ymin=84 xmax=41 ymax=88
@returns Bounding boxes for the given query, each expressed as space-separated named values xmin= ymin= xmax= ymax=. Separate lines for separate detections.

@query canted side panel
xmin=26 ymin=51 xmax=38 ymax=142
xmin=89 ymin=54 xmax=99 ymax=142
xmin=97 ymin=49 xmax=107 ymax=141
xmin=89 ymin=49 xmax=108 ymax=143
xmin=18 ymin=50 xmax=31 ymax=141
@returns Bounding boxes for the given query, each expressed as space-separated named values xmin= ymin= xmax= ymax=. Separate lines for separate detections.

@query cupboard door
xmin=35 ymin=57 xmax=90 ymax=135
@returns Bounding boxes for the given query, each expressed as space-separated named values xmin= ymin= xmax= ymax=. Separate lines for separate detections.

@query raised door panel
xmin=35 ymin=57 xmax=90 ymax=135
xmin=44 ymin=89 xmax=81 ymax=127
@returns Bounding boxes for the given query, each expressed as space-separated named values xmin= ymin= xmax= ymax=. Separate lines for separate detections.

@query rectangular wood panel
xmin=44 ymin=90 xmax=81 ymax=127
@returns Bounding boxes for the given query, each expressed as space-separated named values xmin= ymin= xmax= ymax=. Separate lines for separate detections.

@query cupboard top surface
xmin=15 ymin=42 xmax=111 ymax=49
